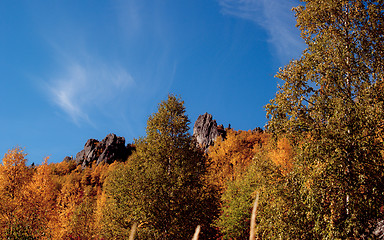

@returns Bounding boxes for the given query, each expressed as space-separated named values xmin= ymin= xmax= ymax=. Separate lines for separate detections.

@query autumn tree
xmin=266 ymin=0 xmax=384 ymax=238
xmin=215 ymin=152 xmax=288 ymax=240
xmin=267 ymin=136 xmax=294 ymax=174
xmin=211 ymin=132 xmax=297 ymax=239
xmin=0 ymin=149 xmax=60 ymax=239
xmin=53 ymin=162 xmax=109 ymax=239
xmin=21 ymin=158 xmax=59 ymax=239
xmin=0 ymin=147 xmax=112 ymax=239
xmin=207 ymin=129 xmax=268 ymax=192
xmin=102 ymin=94 xmax=217 ymax=239
xmin=0 ymin=148 xmax=34 ymax=238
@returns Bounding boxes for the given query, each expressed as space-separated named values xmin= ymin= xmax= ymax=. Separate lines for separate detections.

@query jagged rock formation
xmin=193 ymin=113 xmax=226 ymax=150
xmin=63 ymin=156 xmax=73 ymax=162
xmin=71 ymin=133 xmax=134 ymax=168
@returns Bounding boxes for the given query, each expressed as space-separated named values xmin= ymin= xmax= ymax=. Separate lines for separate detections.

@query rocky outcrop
xmin=193 ymin=113 xmax=226 ymax=150
xmin=74 ymin=133 xmax=134 ymax=168
xmin=63 ymin=156 xmax=73 ymax=162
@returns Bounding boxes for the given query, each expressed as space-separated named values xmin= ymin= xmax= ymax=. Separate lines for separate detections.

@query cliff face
xmin=193 ymin=113 xmax=226 ymax=150
xmin=65 ymin=133 xmax=134 ymax=168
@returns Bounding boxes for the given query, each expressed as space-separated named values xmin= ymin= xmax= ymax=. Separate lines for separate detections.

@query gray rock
xmin=63 ymin=156 xmax=73 ymax=162
xmin=193 ymin=113 xmax=226 ymax=150
xmin=73 ymin=133 xmax=134 ymax=167
xmin=75 ymin=149 xmax=85 ymax=165
xmin=96 ymin=133 xmax=128 ymax=165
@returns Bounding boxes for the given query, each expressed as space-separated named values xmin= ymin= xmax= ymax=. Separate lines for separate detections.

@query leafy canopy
xmin=266 ymin=0 xmax=384 ymax=238
xmin=102 ymin=94 xmax=216 ymax=239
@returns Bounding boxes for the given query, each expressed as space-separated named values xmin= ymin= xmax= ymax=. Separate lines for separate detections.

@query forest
xmin=1 ymin=0 xmax=384 ymax=239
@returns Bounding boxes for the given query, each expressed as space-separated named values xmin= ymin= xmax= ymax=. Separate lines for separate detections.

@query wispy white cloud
xmin=219 ymin=0 xmax=305 ymax=63
xmin=49 ymin=64 xmax=88 ymax=123
xmin=48 ymin=54 xmax=134 ymax=125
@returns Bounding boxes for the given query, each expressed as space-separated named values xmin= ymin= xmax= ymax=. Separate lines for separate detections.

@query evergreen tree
xmin=266 ymin=0 xmax=384 ymax=238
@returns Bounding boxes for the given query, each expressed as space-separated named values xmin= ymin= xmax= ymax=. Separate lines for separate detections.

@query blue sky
xmin=0 ymin=0 xmax=304 ymax=164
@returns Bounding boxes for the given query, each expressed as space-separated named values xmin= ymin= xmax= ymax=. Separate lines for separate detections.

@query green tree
xmin=102 ymin=94 xmax=217 ymax=239
xmin=266 ymin=0 xmax=384 ymax=238
xmin=215 ymin=153 xmax=283 ymax=240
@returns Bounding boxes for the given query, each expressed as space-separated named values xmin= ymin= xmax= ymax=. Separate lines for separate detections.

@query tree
xmin=268 ymin=136 xmax=294 ymax=174
xmin=21 ymin=158 xmax=59 ymax=239
xmin=54 ymin=164 xmax=103 ymax=239
xmin=102 ymin=94 xmax=217 ymax=239
xmin=207 ymin=129 xmax=268 ymax=193
xmin=0 ymin=149 xmax=60 ymax=239
xmin=213 ymin=133 xmax=299 ymax=239
xmin=266 ymin=0 xmax=384 ymax=238
xmin=0 ymin=148 xmax=34 ymax=239
xmin=215 ymin=153 xmax=294 ymax=240
xmin=98 ymin=162 xmax=134 ymax=239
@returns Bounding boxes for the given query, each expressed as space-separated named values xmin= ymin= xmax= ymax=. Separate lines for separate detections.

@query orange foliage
xmin=0 ymin=148 xmax=31 ymax=198
xmin=207 ymin=129 xmax=296 ymax=194
xmin=207 ymin=129 xmax=269 ymax=192
xmin=268 ymin=137 xmax=294 ymax=174
xmin=52 ymin=161 xmax=113 ymax=239
xmin=50 ymin=159 xmax=77 ymax=176
xmin=21 ymin=157 xmax=59 ymax=239
xmin=0 ymin=148 xmax=60 ymax=238
xmin=0 ymin=148 xmax=32 ymax=237
xmin=0 ymin=134 xmax=295 ymax=238
xmin=0 ymin=147 xmax=115 ymax=239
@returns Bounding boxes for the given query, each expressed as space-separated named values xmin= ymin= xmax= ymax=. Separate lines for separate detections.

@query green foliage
xmin=67 ymin=196 xmax=96 ymax=239
xmin=266 ymin=0 xmax=384 ymax=238
xmin=216 ymin=150 xmax=287 ymax=239
xmin=5 ymin=223 xmax=36 ymax=240
xmin=102 ymin=94 xmax=218 ymax=239
xmin=215 ymin=163 xmax=258 ymax=240
xmin=99 ymin=163 xmax=137 ymax=239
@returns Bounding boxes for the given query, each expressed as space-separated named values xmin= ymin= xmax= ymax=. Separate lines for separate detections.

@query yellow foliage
xmin=0 ymin=147 xmax=31 ymax=198
xmin=50 ymin=159 xmax=77 ymax=176
xmin=0 ymin=148 xmax=32 ymax=237
xmin=21 ymin=157 xmax=60 ymax=239
xmin=268 ymin=137 xmax=294 ymax=174
xmin=207 ymin=129 xmax=297 ymax=195
xmin=0 ymin=150 xmax=62 ymax=238
xmin=52 ymin=159 xmax=115 ymax=239
xmin=207 ymin=129 xmax=269 ymax=192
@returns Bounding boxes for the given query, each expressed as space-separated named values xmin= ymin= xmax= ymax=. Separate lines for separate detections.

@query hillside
xmin=1 ymin=1 xmax=384 ymax=239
